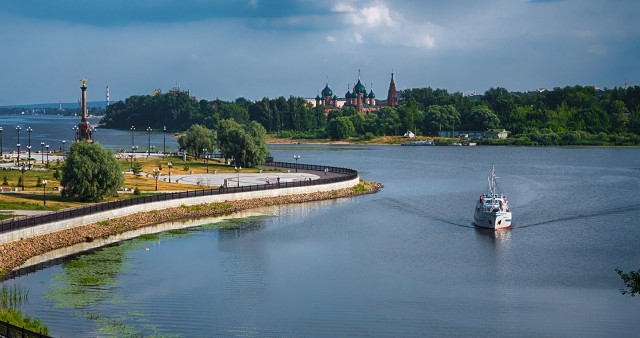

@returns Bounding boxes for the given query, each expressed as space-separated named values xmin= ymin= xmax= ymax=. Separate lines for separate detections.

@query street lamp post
xmin=163 ymin=126 xmax=166 ymax=155
xmin=130 ymin=126 xmax=135 ymax=150
xmin=167 ymin=162 xmax=172 ymax=183
xmin=235 ymin=165 xmax=242 ymax=187
xmin=72 ymin=126 xmax=78 ymax=141
xmin=147 ymin=127 xmax=152 ymax=157
xmin=153 ymin=169 xmax=161 ymax=191
xmin=203 ymin=148 xmax=208 ymax=173
xmin=20 ymin=167 xmax=25 ymax=191
xmin=0 ymin=126 xmax=3 ymax=157
xmin=41 ymin=142 xmax=45 ymax=165
xmin=62 ymin=140 xmax=66 ymax=152
xmin=45 ymin=144 xmax=49 ymax=166
xmin=16 ymin=126 xmax=21 ymax=166
xmin=42 ymin=180 xmax=47 ymax=206
xmin=293 ymin=155 xmax=300 ymax=173
xmin=26 ymin=127 xmax=32 ymax=169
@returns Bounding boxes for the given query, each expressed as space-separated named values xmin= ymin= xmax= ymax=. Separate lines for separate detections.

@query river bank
xmin=0 ymin=180 xmax=382 ymax=275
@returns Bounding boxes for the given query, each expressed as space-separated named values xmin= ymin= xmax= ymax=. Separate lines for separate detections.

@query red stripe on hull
xmin=474 ymin=223 xmax=511 ymax=230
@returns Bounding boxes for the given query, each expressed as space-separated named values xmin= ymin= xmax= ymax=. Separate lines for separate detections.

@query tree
xmin=177 ymin=124 xmax=216 ymax=157
xmin=61 ymin=141 xmax=124 ymax=202
xmin=244 ymin=121 xmax=269 ymax=167
xmin=422 ymin=105 xmax=460 ymax=136
xmin=398 ymin=98 xmax=423 ymax=134
xmin=463 ymin=107 xmax=500 ymax=130
xmin=615 ymin=267 xmax=640 ymax=297
xmin=377 ymin=107 xmax=401 ymax=136
xmin=328 ymin=116 xmax=355 ymax=140
xmin=131 ymin=161 xmax=143 ymax=176
xmin=216 ymin=119 xmax=268 ymax=167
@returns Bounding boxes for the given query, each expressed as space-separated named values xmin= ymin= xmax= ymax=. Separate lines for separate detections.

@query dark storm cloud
xmin=1 ymin=0 xmax=330 ymax=26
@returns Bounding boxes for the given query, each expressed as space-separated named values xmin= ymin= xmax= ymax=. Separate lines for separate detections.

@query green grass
xmin=351 ymin=183 xmax=367 ymax=193
xmin=167 ymin=229 xmax=188 ymax=235
xmin=0 ymin=213 xmax=17 ymax=220
xmin=0 ymin=308 xmax=49 ymax=335
xmin=0 ymin=284 xmax=48 ymax=335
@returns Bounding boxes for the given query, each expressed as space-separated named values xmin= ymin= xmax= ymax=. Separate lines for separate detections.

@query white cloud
xmin=353 ymin=32 xmax=363 ymax=44
xmin=327 ymin=35 xmax=336 ymax=42
xmin=331 ymin=1 xmax=438 ymax=49
xmin=353 ymin=5 xmax=394 ymax=27
xmin=332 ymin=3 xmax=355 ymax=13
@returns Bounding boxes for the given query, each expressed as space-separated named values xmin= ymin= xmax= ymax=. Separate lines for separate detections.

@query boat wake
xmin=380 ymin=198 xmax=475 ymax=229
xmin=514 ymin=203 xmax=640 ymax=229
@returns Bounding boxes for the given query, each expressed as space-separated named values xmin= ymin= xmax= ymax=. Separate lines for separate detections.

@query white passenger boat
xmin=474 ymin=164 xmax=512 ymax=230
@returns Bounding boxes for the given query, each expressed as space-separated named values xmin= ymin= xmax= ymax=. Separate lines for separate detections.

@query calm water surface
xmin=0 ymin=115 xmax=179 ymax=153
xmin=1 ymin=120 xmax=640 ymax=336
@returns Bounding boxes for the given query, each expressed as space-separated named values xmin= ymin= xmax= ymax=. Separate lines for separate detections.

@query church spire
xmin=387 ymin=72 xmax=398 ymax=108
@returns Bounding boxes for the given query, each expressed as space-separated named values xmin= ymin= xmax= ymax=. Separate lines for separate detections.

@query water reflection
xmin=474 ymin=227 xmax=512 ymax=243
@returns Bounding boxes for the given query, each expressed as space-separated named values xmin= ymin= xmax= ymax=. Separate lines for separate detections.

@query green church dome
xmin=322 ymin=84 xmax=333 ymax=97
xmin=369 ymin=90 xmax=375 ymax=98
xmin=354 ymin=79 xmax=366 ymax=94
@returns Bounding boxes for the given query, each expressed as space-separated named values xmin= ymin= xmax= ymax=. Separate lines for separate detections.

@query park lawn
xmin=0 ymin=166 xmax=61 ymax=192
xmin=0 ymin=155 xmax=281 ymax=211
xmin=0 ymin=192 xmax=84 ymax=211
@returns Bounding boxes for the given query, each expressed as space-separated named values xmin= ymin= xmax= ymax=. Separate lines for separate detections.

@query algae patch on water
xmin=196 ymin=215 xmax=272 ymax=231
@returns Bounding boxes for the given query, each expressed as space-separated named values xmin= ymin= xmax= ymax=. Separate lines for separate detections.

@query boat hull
xmin=474 ymin=211 xmax=512 ymax=230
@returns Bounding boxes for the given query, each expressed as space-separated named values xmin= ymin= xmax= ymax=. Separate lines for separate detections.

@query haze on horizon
xmin=0 ymin=0 xmax=638 ymax=106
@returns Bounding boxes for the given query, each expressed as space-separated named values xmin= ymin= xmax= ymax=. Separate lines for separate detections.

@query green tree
xmin=422 ymin=105 xmax=460 ymax=136
xmin=615 ymin=267 xmax=640 ymax=297
xmin=178 ymin=124 xmax=216 ymax=157
xmin=328 ymin=116 xmax=355 ymax=140
xmin=398 ymin=98 xmax=423 ymax=134
xmin=61 ymin=141 xmax=124 ymax=202
xmin=131 ymin=161 xmax=143 ymax=176
xmin=377 ymin=107 xmax=401 ymax=136
xmin=464 ymin=107 xmax=500 ymax=130
xmin=52 ymin=168 xmax=61 ymax=180
xmin=216 ymin=119 xmax=268 ymax=167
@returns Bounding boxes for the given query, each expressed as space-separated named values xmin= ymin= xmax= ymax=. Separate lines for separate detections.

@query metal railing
xmin=0 ymin=319 xmax=50 ymax=338
xmin=0 ymin=161 xmax=357 ymax=235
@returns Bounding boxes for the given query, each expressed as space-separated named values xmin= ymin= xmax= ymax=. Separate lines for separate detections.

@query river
xmin=1 ymin=115 xmax=640 ymax=337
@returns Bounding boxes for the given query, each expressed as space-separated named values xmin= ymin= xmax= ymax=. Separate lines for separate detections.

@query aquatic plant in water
xmin=0 ymin=284 xmax=49 ymax=335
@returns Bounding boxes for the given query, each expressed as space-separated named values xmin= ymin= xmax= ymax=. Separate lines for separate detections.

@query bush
xmin=133 ymin=186 xmax=141 ymax=195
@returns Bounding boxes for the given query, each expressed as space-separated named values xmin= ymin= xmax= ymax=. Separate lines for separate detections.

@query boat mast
xmin=490 ymin=164 xmax=496 ymax=198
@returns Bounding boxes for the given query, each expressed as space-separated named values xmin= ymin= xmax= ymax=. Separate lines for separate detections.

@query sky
xmin=0 ymin=0 xmax=639 ymax=106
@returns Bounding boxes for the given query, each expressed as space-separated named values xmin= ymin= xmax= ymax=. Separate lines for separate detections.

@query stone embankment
xmin=0 ymin=180 xmax=382 ymax=274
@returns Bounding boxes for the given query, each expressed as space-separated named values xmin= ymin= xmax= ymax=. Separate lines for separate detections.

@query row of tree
xmin=100 ymin=85 xmax=640 ymax=143
xmin=101 ymin=93 xmax=327 ymax=133
xmin=177 ymin=119 xmax=268 ymax=167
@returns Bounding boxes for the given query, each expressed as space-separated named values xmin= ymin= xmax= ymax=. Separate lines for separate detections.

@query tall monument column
xmin=76 ymin=79 xmax=93 ymax=142
xmin=81 ymin=84 xmax=87 ymax=122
